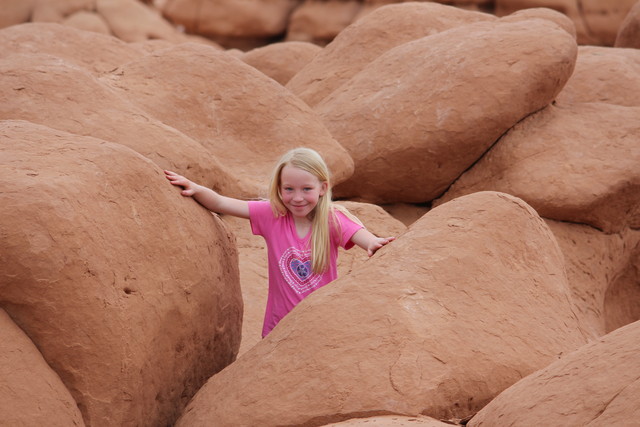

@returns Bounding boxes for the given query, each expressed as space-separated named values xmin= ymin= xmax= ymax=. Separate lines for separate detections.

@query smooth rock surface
xmin=0 ymin=49 xmax=236 ymax=197
xmin=0 ymin=120 xmax=242 ymax=426
xmin=0 ymin=309 xmax=85 ymax=427
xmin=436 ymin=103 xmax=640 ymax=233
xmin=469 ymin=320 xmax=640 ymax=427
xmin=321 ymin=19 xmax=576 ymax=204
xmin=287 ymin=2 xmax=495 ymax=108
xmin=556 ymin=46 xmax=640 ymax=107
xmin=176 ymin=192 xmax=588 ymax=426
xmin=103 ymin=42 xmax=354 ymax=199
xmin=616 ymin=0 xmax=640 ymax=48
xmin=241 ymin=41 xmax=322 ymax=85
xmin=545 ymin=220 xmax=640 ymax=338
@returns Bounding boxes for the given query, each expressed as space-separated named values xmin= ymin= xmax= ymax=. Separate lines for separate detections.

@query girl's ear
xmin=319 ymin=181 xmax=328 ymax=196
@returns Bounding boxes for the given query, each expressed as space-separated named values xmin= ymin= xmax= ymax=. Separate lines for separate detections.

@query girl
xmin=165 ymin=147 xmax=394 ymax=337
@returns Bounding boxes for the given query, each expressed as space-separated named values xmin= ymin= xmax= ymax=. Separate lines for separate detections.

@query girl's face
xmin=279 ymin=164 xmax=327 ymax=221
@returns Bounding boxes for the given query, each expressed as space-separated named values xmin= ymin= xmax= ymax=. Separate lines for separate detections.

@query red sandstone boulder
xmin=602 ymin=241 xmax=640 ymax=334
xmin=221 ymin=215 xmax=269 ymax=357
xmin=382 ymin=203 xmax=431 ymax=227
xmin=0 ymin=49 xmax=236 ymax=197
xmin=496 ymin=0 xmax=637 ymax=45
xmin=556 ymin=46 xmax=640 ymax=107
xmin=1 ymin=0 xmax=193 ymax=44
xmin=468 ymin=320 xmax=640 ymax=426
xmin=0 ymin=23 xmax=143 ymax=75
xmin=0 ymin=0 xmax=33 ymax=28
xmin=30 ymin=0 xmax=94 ymax=22
xmin=62 ymin=10 xmax=111 ymax=35
xmin=103 ymin=42 xmax=353 ymax=198
xmin=286 ymin=0 xmax=362 ymax=46
xmin=0 ymin=120 xmax=243 ymax=426
xmin=499 ymin=7 xmax=577 ymax=38
xmin=95 ymin=0 xmax=188 ymax=43
xmin=545 ymin=220 xmax=640 ymax=338
xmin=161 ymin=0 xmax=296 ymax=49
xmin=334 ymin=201 xmax=407 ymax=278
xmin=436 ymin=103 xmax=640 ymax=233
xmin=176 ymin=192 xmax=589 ymax=426
xmin=240 ymin=41 xmax=322 ymax=85
xmin=321 ymin=19 xmax=576 ymax=204
xmin=286 ymin=2 xmax=495 ymax=108
xmin=324 ymin=415 xmax=453 ymax=426
xmin=0 ymin=309 xmax=85 ymax=426
xmin=616 ymin=0 xmax=640 ymax=48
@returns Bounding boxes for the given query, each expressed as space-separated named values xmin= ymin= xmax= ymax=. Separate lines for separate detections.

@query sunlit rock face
xmin=0 ymin=120 xmax=243 ymax=426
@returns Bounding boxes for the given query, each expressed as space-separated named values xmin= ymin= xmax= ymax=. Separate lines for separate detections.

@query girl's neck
xmin=292 ymin=214 xmax=313 ymax=239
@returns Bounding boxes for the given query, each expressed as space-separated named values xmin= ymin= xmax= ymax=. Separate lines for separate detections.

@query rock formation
xmin=320 ymin=18 xmax=577 ymax=204
xmin=615 ymin=0 xmax=640 ymax=48
xmin=101 ymin=41 xmax=353 ymax=199
xmin=175 ymin=192 xmax=589 ymax=426
xmin=468 ymin=320 xmax=640 ymax=426
xmin=0 ymin=120 xmax=242 ymax=426
xmin=1 ymin=2 xmax=639 ymax=425
xmin=0 ymin=309 xmax=85 ymax=426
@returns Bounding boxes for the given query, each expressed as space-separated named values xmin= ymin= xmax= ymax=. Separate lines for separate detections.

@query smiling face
xmin=279 ymin=164 xmax=327 ymax=221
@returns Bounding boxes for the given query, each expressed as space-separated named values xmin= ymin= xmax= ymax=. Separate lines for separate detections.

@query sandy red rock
xmin=101 ymin=41 xmax=354 ymax=199
xmin=287 ymin=2 xmax=495 ymax=108
xmin=616 ymin=0 xmax=640 ymax=47
xmin=556 ymin=46 xmax=640 ymax=107
xmin=0 ymin=120 xmax=242 ymax=426
xmin=436 ymin=103 xmax=640 ymax=233
xmin=320 ymin=18 xmax=576 ymax=204
xmin=241 ymin=41 xmax=322 ymax=85
xmin=468 ymin=320 xmax=640 ymax=426
xmin=175 ymin=192 xmax=589 ymax=426
xmin=0 ymin=309 xmax=85 ymax=426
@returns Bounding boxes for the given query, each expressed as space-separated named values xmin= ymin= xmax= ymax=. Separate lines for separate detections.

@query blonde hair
xmin=268 ymin=147 xmax=361 ymax=274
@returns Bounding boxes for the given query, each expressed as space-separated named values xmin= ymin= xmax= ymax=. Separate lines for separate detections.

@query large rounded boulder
xmin=0 ymin=49 xmax=237 ymax=198
xmin=469 ymin=320 xmax=640 ymax=426
xmin=102 ymin=42 xmax=354 ymax=198
xmin=286 ymin=2 xmax=495 ymax=108
xmin=556 ymin=46 xmax=640 ymax=107
xmin=615 ymin=0 xmax=640 ymax=48
xmin=436 ymin=103 xmax=640 ymax=233
xmin=240 ymin=41 xmax=322 ymax=85
xmin=0 ymin=22 xmax=144 ymax=75
xmin=0 ymin=309 xmax=85 ymax=426
xmin=176 ymin=192 xmax=588 ymax=426
xmin=0 ymin=120 xmax=243 ymax=426
xmin=545 ymin=220 xmax=640 ymax=338
xmin=320 ymin=19 xmax=577 ymax=204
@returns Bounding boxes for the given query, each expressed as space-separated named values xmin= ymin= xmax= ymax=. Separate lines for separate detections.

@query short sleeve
xmin=248 ymin=200 xmax=274 ymax=236
xmin=334 ymin=210 xmax=363 ymax=250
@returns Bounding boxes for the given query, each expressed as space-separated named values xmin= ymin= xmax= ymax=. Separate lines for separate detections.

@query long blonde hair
xmin=268 ymin=147 xmax=361 ymax=274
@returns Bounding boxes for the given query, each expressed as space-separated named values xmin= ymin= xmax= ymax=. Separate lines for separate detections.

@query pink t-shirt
xmin=249 ymin=200 xmax=363 ymax=337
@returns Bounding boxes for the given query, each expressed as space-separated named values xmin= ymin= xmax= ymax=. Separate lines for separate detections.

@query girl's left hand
xmin=367 ymin=236 xmax=396 ymax=257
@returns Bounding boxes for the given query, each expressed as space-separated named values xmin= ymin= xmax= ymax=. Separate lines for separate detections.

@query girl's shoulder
xmin=330 ymin=204 xmax=363 ymax=227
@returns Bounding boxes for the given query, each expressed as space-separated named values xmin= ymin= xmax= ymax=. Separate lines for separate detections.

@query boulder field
xmin=1 ymin=1 xmax=639 ymax=425
xmin=175 ymin=192 xmax=590 ymax=426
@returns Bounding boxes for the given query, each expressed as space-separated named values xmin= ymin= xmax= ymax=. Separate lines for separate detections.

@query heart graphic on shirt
xmin=290 ymin=259 xmax=312 ymax=281
xmin=279 ymin=247 xmax=322 ymax=294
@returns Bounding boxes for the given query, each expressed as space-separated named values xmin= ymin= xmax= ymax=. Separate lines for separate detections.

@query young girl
xmin=165 ymin=147 xmax=394 ymax=337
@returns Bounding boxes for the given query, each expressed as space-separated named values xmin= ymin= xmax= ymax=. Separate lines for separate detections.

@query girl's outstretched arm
xmin=350 ymin=228 xmax=395 ymax=257
xmin=164 ymin=170 xmax=250 ymax=219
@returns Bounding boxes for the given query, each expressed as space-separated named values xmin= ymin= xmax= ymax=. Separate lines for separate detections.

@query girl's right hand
xmin=164 ymin=170 xmax=198 ymax=197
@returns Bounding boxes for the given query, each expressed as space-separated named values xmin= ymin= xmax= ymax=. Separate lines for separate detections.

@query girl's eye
xmin=304 ymin=187 xmax=312 ymax=192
